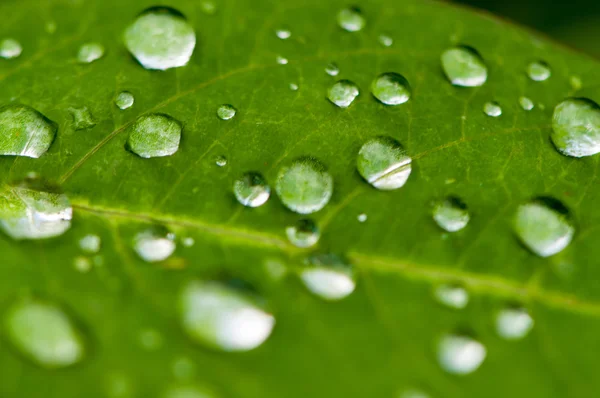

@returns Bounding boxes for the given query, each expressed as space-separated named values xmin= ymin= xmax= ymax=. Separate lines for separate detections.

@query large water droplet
xmin=513 ymin=197 xmax=574 ymax=257
xmin=483 ymin=101 xmax=502 ymax=117
xmin=337 ymin=7 xmax=365 ymax=32
xmin=275 ymin=157 xmax=333 ymax=214
xmin=325 ymin=62 xmax=340 ymax=77
xmin=286 ymin=219 xmax=320 ymax=248
xmin=77 ymin=42 xmax=105 ymax=64
xmin=357 ymin=136 xmax=412 ymax=190
xmin=125 ymin=114 xmax=182 ymax=158
xmin=4 ymin=297 xmax=85 ymax=368
xmin=300 ymin=253 xmax=356 ymax=300
xmin=124 ymin=7 xmax=196 ymax=70
xmin=327 ymin=80 xmax=359 ymax=108
xmin=551 ymin=98 xmax=600 ymax=157
xmin=69 ymin=106 xmax=96 ymax=130
xmin=527 ymin=61 xmax=551 ymax=82
xmin=79 ymin=234 xmax=101 ymax=254
xmin=179 ymin=280 xmax=275 ymax=352
xmin=134 ymin=226 xmax=176 ymax=262
xmin=438 ymin=334 xmax=486 ymax=375
xmin=115 ymin=91 xmax=135 ymax=110
xmin=217 ymin=104 xmax=236 ymax=120
xmin=433 ymin=196 xmax=469 ymax=232
xmin=441 ymin=46 xmax=487 ymax=87
xmin=519 ymin=96 xmax=534 ymax=111
xmin=0 ymin=38 xmax=22 ymax=59
xmin=0 ymin=105 xmax=57 ymax=158
xmin=371 ymin=73 xmax=411 ymax=106
xmin=496 ymin=307 xmax=534 ymax=340
xmin=0 ymin=179 xmax=72 ymax=240
xmin=233 ymin=172 xmax=270 ymax=208
xmin=434 ymin=284 xmax=469 ymax=309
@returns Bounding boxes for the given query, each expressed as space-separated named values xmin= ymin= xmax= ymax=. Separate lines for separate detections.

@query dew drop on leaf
xmin=357 ymin=213 xmax=367 ymax=222
xmin=79 ymin=234 xmax=101 ymax=254
xmin=434 ymin=284 xmax=469 ymax=309
xmin=438 ymin=334 xmax=486 ymax=375
xmin=182 ymin=237 xmax=195 ymax=247
xmin=357 ymin=136 xmax=412 ymax=190
xmin=179 ymin=280 xmax=275 ymax=352
xmin=275 ymin=157 xmax=333 ymax=214
xmin=133 ymin=226 xmax=176 ymax=262
xmin=378 ymin=34 xmax=393 ymax=47
xmin=124 ymin=7 xmax=196 ymax=71
xmin=286 ymin=219 xmax=320 ymax=248
xmin=289 ymin=82 xmax=299 ymax=91
xmin=337 ymin=6 xmax=365 ymax=32
xmin=200 ymin=1 xmax=217 ymax=15
xmin=217 ymin=104 xmax=236 ymax=120
xmin=496 ymin=307 xmax=534 ymax=340
xmin=526 ymin=61 xmax=551 ymax=81
xmin=483 ymin=101 xmax=502 ymax=117
xmin=325 ymin=62 xmax=340 ymax=77
xmin=77 ymin=42 xmax=105 ymax=64
xmin=551 ymin=97 xmax=600 ymax=157
xmin=125 ymin=114 xmax=182 ymax=158
xmin=570 ymin=75 xmax=582 ymax=91
xmin=68 ymin=106 xmax=97 ymax=130
xmin=275 ymin=28 xmax=291 ymax=40
xmin=371 ymin=73 xmax=411 ymax=106
xmin=327 ymin=79 xmax=359 ymax=108
xmin=0 ymin=105 xmax=57 ymax=158
xmin=4 ymin=297 xmax=86 ymax=368
xmin=440 ymin=45 xmax=487 ymax=87
xmin=519 ymin=96 xmax=534 ymax=111
xmin=513 ymin=197 xmax=574 ymax=257
xmin=433 ymin=196 xmax=470 ymax=232
xmin=0 ymin=38 xmax=22 ymax=59
xmin=215 ymin=155 xmax=227 ymax=167
xmin=115 ymin=91 xmax=135 ymax=110
xmin=276 ymin=55 xmax=288 ymax=65
xmin=74 ymin=256 xmax=92 ymax=273
xmin=233 ymin=172 xmax=271 ymax=208
xmin=300 ymin=253 xmax=356 ymax=301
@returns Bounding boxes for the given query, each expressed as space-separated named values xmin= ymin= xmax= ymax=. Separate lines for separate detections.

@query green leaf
xmin=1 ymin=0 xmax=599 ymax=396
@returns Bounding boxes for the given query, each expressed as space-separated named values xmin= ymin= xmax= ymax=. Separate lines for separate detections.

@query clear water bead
xmin=371 ymin=73 xmax=411 ymax=106
xmin=496 ymin=307 xmax=534 ymax=340
xmin=327 ymin=80 xmax=359 ymax=108
xmin=77 ymin=43 xmax=105 ymax=64
xmin=325 ymin=63 xmax=340 ymax=77
xmin=126 ymin=114 xmax=182 ymax=158
xmin=115 ymin=91 xmax=135 ymax=110
xmin=441 ymin=46 xmax=487 ymax=87
xmin=217 ymin=104 xmax=236 ymax=120
xmin=275 ymin=28 xmax=291 ymax=40
xmin=233 ymin=172 xmax=271 ymax=207
xmin=275 ymin=157 xmax=333 ymax=214
xmin=286 ymin=219 xmax=320 ymax=248
xmin=79 ymin=234 xmax=101 ymax=254
xmin=483 ymin=101 xmax=502 ymax=117
xmin=357 ymin=136 xmax=412 ymax=190
xmin=134 ymin=226 xmax=176 ymax=262
xmin=527 ymin=61 xmax=551 ymax=81
xmin=433 ymin=196 xmax=470 ymax=232
xmin=434 ymin=284 xmax=469 ymax=309
xmin=0 ymin=38 xmax=22 ymax=59
xmin=69 ymin=106 xmax=96 ymax=130
xmin=438 ymin=334 xmax=486 ymax=375
xmin=551 ymin=98 xmax=600 ymax=157
xmin=300 ymin=253 xmax=356 ymax=301
xmin=0 ymin=105 xmax=57 ymax=158
xmin=519 ymin=96 xmax=534 ymax=111
xmin=337 ymin=7 xmax=365 ymax=32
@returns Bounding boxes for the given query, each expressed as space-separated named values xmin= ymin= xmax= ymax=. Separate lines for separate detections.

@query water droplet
xmin=300 ymin=253 xmax=356 ymax=300
xmin=519 ymin=96 xmax=534 ymax=111
xmin=357 ymin=213 xmax=367 ymax=222
xmin=182 ymin=237 xmax=195 ymax=247
xmin=200 ymin=1 xmax=217 ymax=15
xmin=134 ymin=226 xmax=176 ymax=262
xmin=125 ymin=114 xmax=182 ymax=158
xmin=139 ymin=328 xmax=163 ymax=350
xmin=286 ymin=219 xmax=320 ymax=248
xmin=276 ymin=55 xmax=288 ymax=65
xmin=217 ymin=104 xmax=236 ymax=120
xmin=79 ymin=234 xmax=101 ymax=254
xmin=179 ymin=280 xmax=275 ymax=351
xmin=124 ymin=7 xmax=196 ymax=70
xmin=483 ymin=101 xmax=502 ymax=117
xmin=337 ymin=7 xmax=365 ymax=32
xmin=570 ymin=75 xmax=582 ymax=91
xmin=0 ymin=179 xmax=72 ymax=240
xmin=77 ymin=42 xmax=104 ymax=64
xmin=357 ymin=136 xmax=412 ymax=190
xmin=433 ymin=196 xmax=469 ymax=232
xmin=164 ymin=385 xmax=214 ymax=398
xmin=233 ymin=172 xmax=271 ymax=208
xmin=513 ymin=197 xmax=574 ymax=257
xmin=371 ymin=73 xmax=411 ymax=106
xmin=551 ymin=98 xmax=600 ymax=157
xmin=275 ymin=28 xmax=291 ymax=40
xmin=325 ymin=62 xmax=339 ymax=77
xmin=496 ymin=307 xmax=534 ymax=340
xmin=434 ymin=284 xmax=469 ymax=309
xmin=275 ymin=157 xmax=333 ymax=214
xmin=215 ymin=155 xmax=227 ymax=167
xmin=68 ymin=106 xmax=96 ymax=130
xmin=0 ymin=105 xmax=57 ymax=158
xmin=527 ymin=61 xmax=551 ymax=81
xmin=378 ymin=34 xmax=393 ymax=47
xmin=441 ymin=46 xmax=487 ymax=87
xmin=115 ymin=91 xmax=135 ymax=110
xmin=5 ymin=298 xmax=85 ymax=368
xmin=438 ymin=334 xmax=486 ymax=375
xmin=74 ymin=256 xmax=92 ymax=273
xmin=0 ymin=38 xmax=22 ymax=59
xmin=327 ymin=80 xmax=359 ymax=108
xmin=289 ymin=82 xmax=299 ymax=91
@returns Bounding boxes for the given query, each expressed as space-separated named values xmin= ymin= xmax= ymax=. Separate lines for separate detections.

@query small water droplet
xmin=570 ymin=75 xmax=582 ymax=91
xmin=74 ymin=256 xmax=92 ymax=273
xmin=276 ymin=55 xmax=288 ymax=65
xmin=337 ymin=7 xmax=365 ymax=32
xmin=275 ymin=28 xmax=291 ymax=40
xmin=496 ymin=307 xmax=534 ymax=340
xmin=527 ymin=61 xmax=551 ymax=81
xmin=77 ymin=43 xmax=104 ymax=64
xmin=179 ymin=279 xmax=275 ymax=351
xmin=275 ymin=157 xmax=333 ymax=214
xmin=124 ymin=7 xmax=196 ymax=70
xmin=217 ymin=104 xmax=236 ymax=120
xmin=433 ymin=196 xmax=469 ymax=232
xmin=182 ymin=237 xmax=195 ymax=247
xmin=325 ymin=62 xmax=340 ymax=77
xmin=300 ymin=253 xmax=356 ymax=300
xmin=125 ymin=114 xmax=182 ymax=158
xmin=289 ymin=82 xmax=299 ymax=91
xmin=134 ymin=226 xmax=176 ymax=262
xmin=286 ymin=219 xmax=320 ymax=248
xmin=215 ymin=155 xmax=227 ymax=167
xmin=138 ymin=328 xmax=163 ymax=350
xmin=327 ymin=80 xmax=359 ymax=108
xmin=200 ymin=1 xmax=217 ymax=15
xmin=233 ymin=172 xmax=271 ymax=208
xmin=0 ymin=38 xmax=22 ymax=59
xmin=441 ymin=45 xmax=487 ymax=87
xmin=357 ymin=213 xmax=367 ymax=222
xmin=434 ymin=284 xmax=469 ymax=309
xmin=69 ymin=106 xmax=97 ymax=130
xmin=483 ymin=101 xmax=502 ymax=117
xmin=115 ymin=91 xmax=135 ymax=110
xmin=378 ymin=34 xmax=393 ymax=47
xmin=0 ymin=105 xmax=57 ymax=158
xmin=551 ymin=97 xmax=600 ymax=157
xmin=357 ymin=136 xmax=412 ymax=190
xmin=438 ymin=334 xmax=486 ymax=375
xmin=5 ymin=297 xmax=85 ymax=368
xmin=371 ymin=73 xmax=411 ymax=106
xmin=513 ymin=197 xmax=574 ymax=257
xmin=519 ymin=96 xmax=534 ymax=111
xmin=79 ymin=234 xmax=101 ymax=254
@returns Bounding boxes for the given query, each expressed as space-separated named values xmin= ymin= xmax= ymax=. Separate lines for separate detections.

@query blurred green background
xmin=454 ymin=0 xmax=600 ymax=58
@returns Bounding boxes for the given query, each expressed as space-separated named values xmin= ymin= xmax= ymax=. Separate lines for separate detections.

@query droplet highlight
xmin=217 ymin=104 xmax=236 ymax=120
xmin=233 ymin=172 xmax=271 ymax=208
xmin=286 ymin=219 xmax=320 ymax=248
xmin=0 ymin=105 xmax=57 ymax=158
xmin=527 ymin=61 xmax=551 ymax=82
xmin=115 ymin=91 xmax=135 ymax=110
xmin=275 ymin=157 xmax=333 ymax=214
xmin=434 ymin=284 xmax=469 ymax=309
xmin=371 ymin=73 xmax=411 ymax=106
xmin=433 ymin=196 xmax=469 ymax=232
xmin=441 ymin=46 xmax=487 ymax=87
xmin=357 ymin=136 xmax=412 ymax=190
xmin=438 ymin=334 xmax=486 ymax=375
xmin=483 ymin=101 xmax=502 ymax=117
xmin=77 ymin=43 xmax=105 ymax=64
xmin=126 ymin=114 xmax=182 ymax=158
xmin=551 ymin=98 xmax=600 ymax=157
xmin=300 ymin=253 xmax=355 ymax=300
xmin=79 ymin=234 xmax=101 ymax=254
xmin=0 ymin=38 xmax=22 ymax=59
xmin=337 ymin=7 xmax=365 ymax=32
xmin=325 ymin=63 xmax=340 ymax=77
xmin=134 ymin=226 xmax=176 ymax=262
xmin=519 ymin=96 xmax=534 ymax=111
xmin=496 ymin=307 xmax=534 ymax=340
